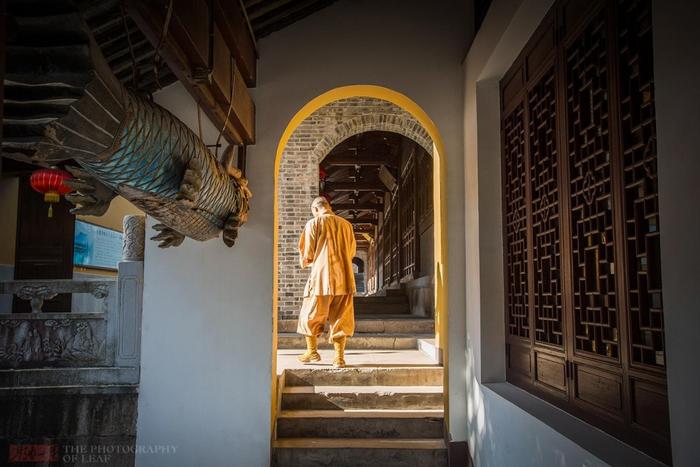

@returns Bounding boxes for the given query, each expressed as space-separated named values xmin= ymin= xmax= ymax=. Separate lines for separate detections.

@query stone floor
xmin=277 ymin=349 xmax=438 ymax=374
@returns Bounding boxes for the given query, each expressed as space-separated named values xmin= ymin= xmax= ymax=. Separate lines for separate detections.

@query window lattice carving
xmin=501 ymin=2 xmax=670 ymax=461
xmin=617 ymin=0 xmax=665 ymax=367
xmin=529 ymin=70 xmax=563 ymax=347
xmin=399 ymin=159 xmax=416 ymax=280
xmin=565 ymin=13 xmax=620 ymax=359
xmin=503 ymin=103 xmax=529 ymax=339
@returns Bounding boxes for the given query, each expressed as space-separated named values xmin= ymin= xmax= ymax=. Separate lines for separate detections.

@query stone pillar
xmin=122 ymin=215 xmax=146 ymax=261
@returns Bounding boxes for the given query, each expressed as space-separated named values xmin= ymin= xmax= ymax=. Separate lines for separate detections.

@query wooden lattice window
xmin=399 ymin=154 xmax=417 ymax=280
xmin=416 ymin=151 xmax=433 ymax=230
xmin=529 ymin=69 xmax=563 ymax=348
xmin=500 ymin=0 xmax=669 ymax=462
xmin=503 ymin=102 xmax=529 ymax=340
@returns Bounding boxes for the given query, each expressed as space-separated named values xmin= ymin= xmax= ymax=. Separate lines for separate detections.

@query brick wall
xmin=277 ymin=96 xmax=434 ymax=318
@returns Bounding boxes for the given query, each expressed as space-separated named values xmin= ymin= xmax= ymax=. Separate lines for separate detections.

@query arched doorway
xmin=272 ymin=85 xmax=449 ymax=428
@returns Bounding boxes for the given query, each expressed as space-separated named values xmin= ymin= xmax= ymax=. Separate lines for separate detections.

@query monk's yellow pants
xmin=297 ymin=294 xmax=354 ymax=342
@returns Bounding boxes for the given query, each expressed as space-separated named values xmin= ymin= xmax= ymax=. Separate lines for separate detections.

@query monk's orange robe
xmin=296 ymin=213 xmax=356 ymax=340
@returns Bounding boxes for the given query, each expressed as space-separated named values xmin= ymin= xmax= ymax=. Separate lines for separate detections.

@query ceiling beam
xmin=254 ymin=0 xmax=337 ymax=38
xmin=322 ymin=152 xmax=395 ymax=166
xmin=126 ymin=0 xmax=255 ymax=145
xmin=246 ymin=0 xmax=297 ymax=21
xmin=352 ymin=224 xmax=375 ymax=233
xmin=213 ymin=0 xmax=257 ymax=86
xmin=324 ymin=181 xmax=385 ymax=192
xmin=332 ymin=202 xmax=383 ymax=211
xmin=348 ymin=218 xmax=378 ymax=226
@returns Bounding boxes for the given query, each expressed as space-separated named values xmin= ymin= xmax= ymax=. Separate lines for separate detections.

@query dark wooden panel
xmin=560 ymin=0 xmax=599 ymax=40
xmin=525 ymin=21 xmax=555 ymax=81
xmin=508 ymin=342 xmax=532 ymax=378
xmin=535 ymin=352 xmax=567 ymax=394
xmin=574 ymin=364 xmax=624 ymax=418
xmin=502 ymin=66 xmax=524 ymax=111
xmin=630 ymin=378 xmax=670 ymax=437
xmin=13 ymin=176 xmax=75 ymax=313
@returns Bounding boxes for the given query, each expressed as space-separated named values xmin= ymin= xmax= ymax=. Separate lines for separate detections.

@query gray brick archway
xmin=277 ymin=96 xmax=434 ymax=317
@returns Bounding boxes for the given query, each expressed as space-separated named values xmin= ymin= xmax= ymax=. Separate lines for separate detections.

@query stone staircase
xmin=274 ymin=291 xmax=445 ymax=467
xmin=272 ymin=367 xmax=446 ymax=467
xmin=277 ymin=292 xmax=435 ymax=351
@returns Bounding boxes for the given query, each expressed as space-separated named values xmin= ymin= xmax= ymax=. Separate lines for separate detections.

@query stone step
xmin=272 ymin=439 xmax=447 ymax=467
xmin=385 ymin=288 xmax=406 ymax=297
xmin=277 ymin=333 xmax=432 ymax=350
xmin=355 ymin=302 xmax=411 ymax=314
xmin=284 ymin=367 xmax=443 ymax=387
xmin=355 ymin=295 xmax=408 ymax=304
xmin=277 ymin=318 xmax=434 ymax=334
xmin=281 ymin=385 xmax=444 ymax=410
xmin=276 ymin=409 xmax=444 ymax=439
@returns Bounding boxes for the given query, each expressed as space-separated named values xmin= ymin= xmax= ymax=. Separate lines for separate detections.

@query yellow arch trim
xmin=271 ymin=84 xmax=449 ymax=436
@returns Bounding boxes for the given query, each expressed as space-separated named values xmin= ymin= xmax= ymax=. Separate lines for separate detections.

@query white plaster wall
xmin=653 ymin=1 xmax=700 ymax=465
xmin=136 ymin=83 xmax=271 ymax=467
xmin=252 ymin=0 xmax=471 ymax=442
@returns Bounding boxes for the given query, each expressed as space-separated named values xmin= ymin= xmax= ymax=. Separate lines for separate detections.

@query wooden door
xmin=13 ymin=175 xmax=75 ymax=312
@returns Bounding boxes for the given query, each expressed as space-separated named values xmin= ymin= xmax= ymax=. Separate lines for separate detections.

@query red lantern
xmin=29 ymin=168 xmax=73 ymax=218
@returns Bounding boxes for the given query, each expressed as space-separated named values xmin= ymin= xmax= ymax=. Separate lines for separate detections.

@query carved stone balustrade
xmin=0 ymin=261 xmax=143 ymax=385
xmin=0 ymin=279 xmax=113 ymax=313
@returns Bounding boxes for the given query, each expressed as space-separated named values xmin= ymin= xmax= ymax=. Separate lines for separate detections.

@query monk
xmin=296 ymin=196 xmax=356 ymax=368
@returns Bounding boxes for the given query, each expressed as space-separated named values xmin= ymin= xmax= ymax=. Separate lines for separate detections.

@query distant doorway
xmin=271 ymin=85 xmax=449 ymax=436
xmin=320 ymin=131 xmax=434 ymax=312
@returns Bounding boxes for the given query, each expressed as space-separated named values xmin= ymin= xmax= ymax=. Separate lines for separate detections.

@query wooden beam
xmin=246 ymin=0 xmax=296 ymax=21
xmin=378 ymin=165 xmax=397 ymax=191
xmin=332 ymin=203 xmax=383 ymax=211
xmin=352 ymin=224 xmax=375 ymax=233
xmin=254 ymin=0 xmax=336 ymax=38
xmin=322 ymin=151 xmax=395 ymax=166
xmin=325 ymin=181 xmax=385 ymax=192
xmin=126 ymin=0 xmax=255 ymax=145
xmin=348 ymin=218 xmax=378 ymax=226
xmin=237 ymin=144 xmax=247 ymax=177
xmin=213 ymin=0 xmax=257 ymax=86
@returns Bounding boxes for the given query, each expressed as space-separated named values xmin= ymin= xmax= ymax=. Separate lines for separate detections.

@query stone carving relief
xmin=0 ymin=318 xmax=105 ymax=368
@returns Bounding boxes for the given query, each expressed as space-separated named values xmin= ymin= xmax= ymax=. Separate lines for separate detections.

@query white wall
xmin=137 ymin=0 xmax=470 ymax=459
xmin=253 ymin=0 xmax=471 ymax=442
xmin=136 ymin=83 xmax=271 ymax=467
xmin=653 ymin=1 xmax=700 ymax=465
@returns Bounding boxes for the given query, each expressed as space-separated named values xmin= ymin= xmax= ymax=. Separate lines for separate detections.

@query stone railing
xmin=0 ymin=279 xmax=116 ymax=368
xmin=0 ymin=215 xmax=145 ymax=386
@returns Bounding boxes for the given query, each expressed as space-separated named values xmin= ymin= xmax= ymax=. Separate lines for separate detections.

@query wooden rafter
xmin=324 ymin=181 xmax=385 ymax=192
xmin=331 ymin=202 xmax=383 ymax=211
xmin=126 ymin=0 xmax=256 ymax=145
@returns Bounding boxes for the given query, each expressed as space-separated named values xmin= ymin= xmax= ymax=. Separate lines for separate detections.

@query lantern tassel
xmin=48 ymin=204 xmax=53 ymax=218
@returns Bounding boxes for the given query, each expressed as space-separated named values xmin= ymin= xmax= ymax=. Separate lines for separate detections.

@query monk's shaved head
xmin=311 ymin=197 xmax=332 ymax=217
xmin=311 ymin=197 xmax=331 ymax=210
